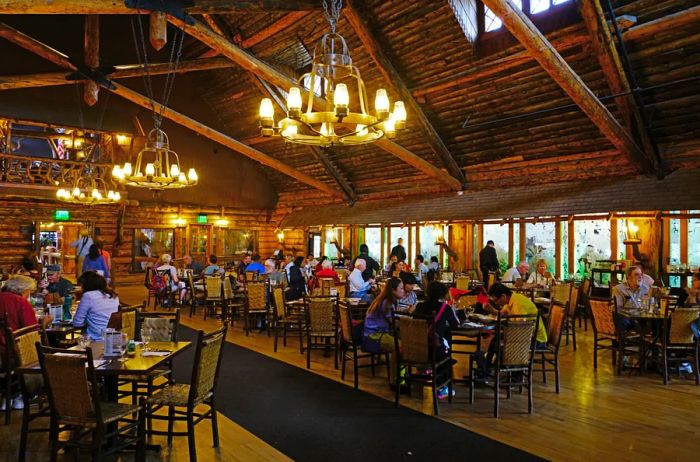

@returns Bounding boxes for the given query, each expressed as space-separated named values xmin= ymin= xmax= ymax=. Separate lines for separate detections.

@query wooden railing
xmin=0 ymin=152 xmax=118 ymax=190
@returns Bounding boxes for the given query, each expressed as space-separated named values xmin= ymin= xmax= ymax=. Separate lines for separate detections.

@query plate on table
xmin=346 ymin=297 xmax=362 ymax=304
xmin=471 ymin=313 xmax=496 ymax=323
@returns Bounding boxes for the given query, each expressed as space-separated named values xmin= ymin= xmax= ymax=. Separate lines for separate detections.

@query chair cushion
xmin=148 ymin=383 xmax=213 ymax=407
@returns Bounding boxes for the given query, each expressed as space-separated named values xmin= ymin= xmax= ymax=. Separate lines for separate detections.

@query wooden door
xmin=189 ymin=225 xmax=211 ymax=263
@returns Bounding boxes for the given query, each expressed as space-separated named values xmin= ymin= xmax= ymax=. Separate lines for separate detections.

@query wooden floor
xmin=3 ymin=284 xmax=699 ymax=461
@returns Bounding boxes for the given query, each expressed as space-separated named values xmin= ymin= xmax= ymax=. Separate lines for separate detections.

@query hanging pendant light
xmin=258 ymin=0 xmax=406 ymax=147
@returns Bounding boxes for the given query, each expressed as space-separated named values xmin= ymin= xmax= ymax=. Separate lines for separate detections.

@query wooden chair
xmin=562 ymin=285 xmax=579 ymax=350
xmin=107 ymin=305 xmax=139 ymax=340
xmin=455 ymin=294 xmax=479 ymax=310
xmin=655 ymin=307 xmax=700 ymax=385
xmin=146 ymin=326 xmax=227 ymax=462
xmin=534 ymin=302 xmax=566 ymax=393
xmin=36 ymin=345 xmax=146 ymax=461
xmin=203 ymin=276 xmax=224 ymax=321
xmin=304 ymin=297 xmax=338 ymax=369
xmin=455 ymin=275 xmax=470 ymax=291
xmin=440 ymin=271 xmax=455 ymax=283
xmin=244 ymin=282 xmax=270 ymax=336
xmin=187 ymin=273 xmax=205 ymax=318
xmin=588 ymin=298 xmax=617 ymax=369
xmin=144 ymin=266 xmax=154 ymax=307
xmin=612 ymin=297 xmax=644 ymax=375
xmin=244 ymin=271 xmax=259 ymax=282
xmin=272 ymin=286 xmax=304 ymax=353
xmin=550 ymin=283 xmax=572 ymax=305
xmin=338 ymin=303 xmax=377 ymax=389
xmin=487 ymin=271 xmax=496 ymax=289
xmin=469 ymin=311 xmax=538 ymax=418
xmin=222 ymin=276 xmax=244 ymax=325
xmin=319 ymin=277 xmax=336 ymax=297
xmin=3 ymin=324 xmax=49 ymax=461
xmin=394 ymin=316 xmax=453 ymax=415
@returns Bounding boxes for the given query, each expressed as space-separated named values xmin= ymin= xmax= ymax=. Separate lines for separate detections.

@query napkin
xmin=142 ymin=351 xmax=170 ymax=357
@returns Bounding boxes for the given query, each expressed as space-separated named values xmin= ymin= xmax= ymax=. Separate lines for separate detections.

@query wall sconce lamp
xmin=215 ymin=218 xmax=229 ymax=227
xmin=621 ymin=221 xmax=641 ymax=245
xmin=276 ymin=229 xmax=285 ymax=243
xmin=174 ymin=216 xmax=187 ymax=227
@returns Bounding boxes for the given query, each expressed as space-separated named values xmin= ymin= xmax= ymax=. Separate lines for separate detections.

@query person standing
xmin=479 ymin=240 xmax=500 ymax=288
xmin=353 ymin=244 xmax=380 ymax=281
xmin=390 ymin=238 xmax=407 ymax=263
xmin=69 ymin=230 xmax=93 ymax=279
xmin=82 ymin=244 xmax=110 ymax=281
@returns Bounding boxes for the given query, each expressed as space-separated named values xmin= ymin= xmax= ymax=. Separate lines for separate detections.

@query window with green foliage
xmin=365 ymin=227 xmax=382 ymax=265
xmin=483 ymin=223 xmax=509 ymax=273
xmin=574 ymin=220 xmax=611 ymax=276
xmin=525 ymin=222 xmax=556 ymax=275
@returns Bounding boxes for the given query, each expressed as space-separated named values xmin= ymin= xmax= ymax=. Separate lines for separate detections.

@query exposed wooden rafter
xmin=578 ymin=0 xmax=658 ymax=167
xmin=0 ymin=21 xmax=345 ymax=199
xmin=239 ymin=11 xmax=311 ymax=49
xmin=344 ymin=0 xmax=466 ymax=187
xmin=0 ymin=57 xmax=235 ymax=90
xmin=0 ymin=0 xmax=321 ymax=14
xmin=167 ymin=15 xmax=463 ymax=191
xmin=621 ymin=5 xmax=700 ymax=42
xmin=481 ymin=0 xmax=658 ymax=175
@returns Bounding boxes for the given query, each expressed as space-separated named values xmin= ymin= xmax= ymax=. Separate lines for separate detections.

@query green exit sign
xmin=54 ymin=210 xmax=70 ymax=221
xmin=196 ymin=214 xmax=208 ymax=224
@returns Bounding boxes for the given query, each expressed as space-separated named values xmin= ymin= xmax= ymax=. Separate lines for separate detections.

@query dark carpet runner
xmin=173 ymin=326 xmax=547 ymax=462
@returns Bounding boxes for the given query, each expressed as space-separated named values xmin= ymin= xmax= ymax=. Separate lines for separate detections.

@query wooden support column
xmin=481 ymin=0 xmax=658 ymax=175
xmin=579 ymin=0 xmax=657 ymax=167
xmin=83 ymin=15 xmax=99 ymax=106
xmin=380 ymin=227 xmax=385 ymax=267
xmin=611 ymin=218 xmax=618 ymax=260
xmin=555 ymin=220 xmax=562 ymax=279
xmin=407 ymin=225 xmax=413 ymax=265
xmin=519 ymin=223 xmax=526 ymax=265
xmin=149 ymin=11 xmax=167 ymax=51
xmin=508 ymin=223 xmax=514 ymax=267
xmin=568 ymin=219 xmax=575 ymax=277
xmin=680 ymin=213 xmax=689 ymax=264
xmin=344 ymin=0 xmax=466 ymax=187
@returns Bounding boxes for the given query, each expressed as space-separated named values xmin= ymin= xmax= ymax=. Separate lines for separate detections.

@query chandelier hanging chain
xmin=323 ymin=0 xmax=343 ymax=34
xmin=131 ymin=15 xmax=185 ymax=130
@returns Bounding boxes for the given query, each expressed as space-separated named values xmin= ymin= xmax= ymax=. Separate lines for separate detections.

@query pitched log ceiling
xmin=0 ymin=0 xmax=699 ymax=201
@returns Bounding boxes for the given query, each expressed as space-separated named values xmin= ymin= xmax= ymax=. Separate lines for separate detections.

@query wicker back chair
xmin=272 ymin=286 xmax=303 ymax=353
xmin=138 ymin=309 xmax=180 ymax=342
xmin=245 ymin=271 xmax=259 ymax=282
xmin=562 ymin=284 xmax=579 ymax=350
xmin=37 ymin=345 xmax=145 ymax=460
xmin=470 ymin=311 xmax=537 ymax=418
xmin=319 ymin=278 xmax=336 ymax=297
xmin=455 ymin=276 xmax=470 ymax=291
xmin=487 ymin=271 xmax=496 ymax=289
xmin=336 ymin=268 xmax=350 ymax=282
xmin=304 ymin=297 xmax=338 ymax=369
xmin=107 ymin=305 xmax=139 ymax=340
xmin=588 ymin=298 xmax=617 ymax=369
xmin=658 ymin=307 xmax=700 ymax=385
xmin=395 ymin=316 xmax=453 ymax=415
xmin=147 ymin=325 xmax=227 ymax=462
xmin=203 ymin=276 xmax=224 ymax=321
xmin=551 ymin=283 xmax=571 ymax=305
xmin=534 ymin=302 xmax=566 ymax=393
xmin=243 ymin=282 xmax=269 ymax=336
xmin=4 ymin=325 xmax=49 ymax=459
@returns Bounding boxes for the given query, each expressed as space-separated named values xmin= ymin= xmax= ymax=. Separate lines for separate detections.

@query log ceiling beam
xmin=0 ymin=57 xmax=235 ymax=90
xmin=167 ymin=15 xmax=463 ymax=191
xmin=481 ymin=0 xmax=658 ymax=175
xmin=578 ymin=0 xmax=658 ymax=167
xmin=83 ymin=15 xmax=99 ymax=106
xmin=0 ymin=22 xmax=346 ymax=200
xmin=0 ymin=0 xmax=321 ymax=14
xmin=344 ymin=0 xmax=466 ymax=187
xmin=239 ymin=11 xmax=311 ymax=49
xmin=621 ymin=5 xmax=700 ymax=42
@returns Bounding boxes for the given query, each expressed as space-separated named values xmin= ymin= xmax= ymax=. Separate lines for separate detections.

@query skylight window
xmin=485 ymin=0 xmax=521 ymax=32
xmin=531 ymin=0 xmax=571 ymax=15
xmin=449 ymin=0 xmax=478 ymax=43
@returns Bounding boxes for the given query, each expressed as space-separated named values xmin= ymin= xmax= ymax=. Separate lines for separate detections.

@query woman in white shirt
xmin=527 ymin=259 xmax=553 ymax=287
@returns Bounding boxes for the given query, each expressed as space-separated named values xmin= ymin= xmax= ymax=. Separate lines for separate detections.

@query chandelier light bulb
xmin=79 ymin=192 xmax=86 ymax=199
xmin=187 ymin=168 xmax=198 ymax=183
xmin=145 ymin=163 xmax=155 ymax=176
xmin=178 ymin=172 xmax=187 ymax=183
xmin=91 ymin=188 xmax=100 ymax=199
xmin=334 ymin=83 xmax=349 ymax=117
xmin=375 ymin=89 xmax=390 ymax=119
xmin=107 ymin=191 xmax=115 ymax=200
xmin=281 ymin=123 xmax=298 ymax=137
xmin=393 ymin=101 xmax=407 ymax=129
xmin=170 ymin=164 xmax=180 ymax=177
xmin=114 ymin=191 xmax=121 ymax=201
xmin=72 ymin=187 xmax=81 ymax=197
xmin=320 ymin=122 xmax=331 ymax=137
xmin=123 ymin=162 xmax=132 ymax=176
xmin=259 ymin=98 xmax=274 ymax=120
xmin=384 ymin=114 xmax=396 ymax=138
xmin=287 ymin=87 xmax=302 ymax=117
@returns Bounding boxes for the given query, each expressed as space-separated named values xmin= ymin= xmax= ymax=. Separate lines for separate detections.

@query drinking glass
xmin=142 ymin=334 xmax=151 ymax=351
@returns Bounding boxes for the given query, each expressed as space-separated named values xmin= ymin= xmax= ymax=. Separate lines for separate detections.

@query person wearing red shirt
xmin=0 ymin=275 xmax=40 ymax=354
xmin=310 ymin=259 xmax=341 ymax=291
